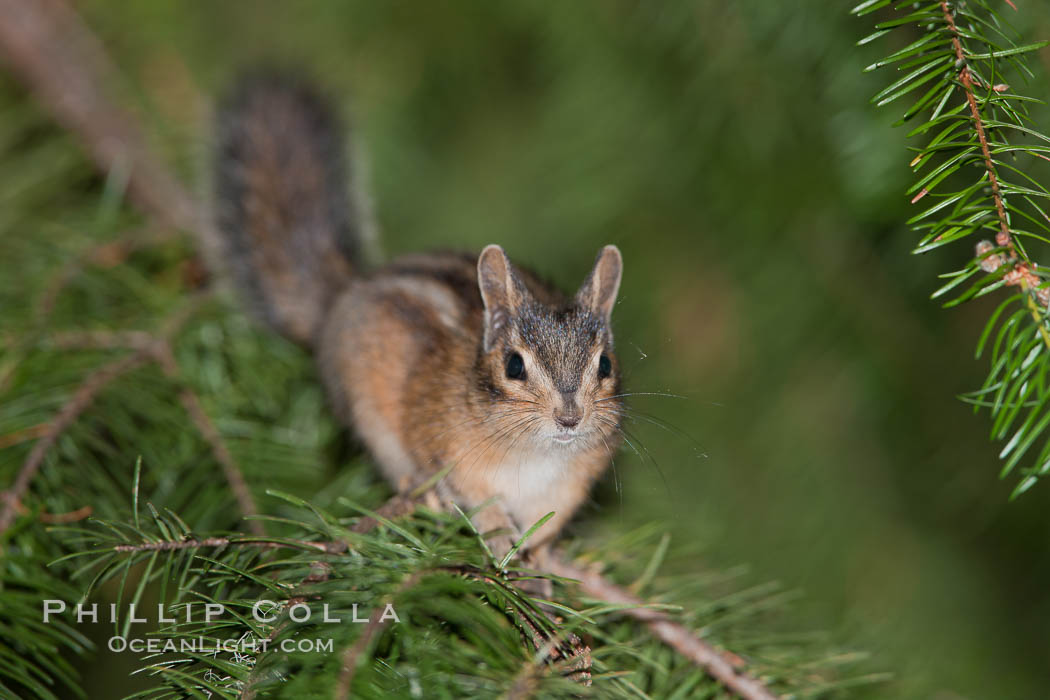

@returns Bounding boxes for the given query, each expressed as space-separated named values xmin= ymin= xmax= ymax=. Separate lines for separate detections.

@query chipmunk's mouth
xmin=551 ymin=431 xmax=580 ymax=445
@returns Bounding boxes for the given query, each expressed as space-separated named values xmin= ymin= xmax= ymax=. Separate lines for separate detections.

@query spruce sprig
xmin=854 ymin=0 xmax=1050 ymax=496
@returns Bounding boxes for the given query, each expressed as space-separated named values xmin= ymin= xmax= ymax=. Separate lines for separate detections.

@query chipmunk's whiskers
xmin=593 ymin=409 xmax=673 ymax=502
xmin=597 ymin=405 xmax=707 ymax=457
xmin=594 ymin=391 xmax=687 ymax=403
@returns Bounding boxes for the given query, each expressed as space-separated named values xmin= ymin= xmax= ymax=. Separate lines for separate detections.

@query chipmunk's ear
xmin=478 ymin=244 xmax=522 ymax=352
xmin=576 ymin=245 xmax=622 ymax=322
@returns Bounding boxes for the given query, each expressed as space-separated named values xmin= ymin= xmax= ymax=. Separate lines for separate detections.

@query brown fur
xmin=215 ymin=76 xmax=625 ymax=555
xmin=214 ymin=72 xmax=362 ymax=346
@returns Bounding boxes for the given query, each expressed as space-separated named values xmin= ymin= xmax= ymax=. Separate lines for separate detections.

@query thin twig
xmin=941 ymin=0 xmax=1011 ymax=249
xmin=545 ymin=555 xmax=779 ymax=700
xmin=112 ymin=536 xmax=346 ymax=554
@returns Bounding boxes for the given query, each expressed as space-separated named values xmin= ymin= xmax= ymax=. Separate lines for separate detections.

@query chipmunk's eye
xmin=505 ymin=352 xmax=526 ymax=380
xmin=598 ymin=354 xmax=612 ymax=379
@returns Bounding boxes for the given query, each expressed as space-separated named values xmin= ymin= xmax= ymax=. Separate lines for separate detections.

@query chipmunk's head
xmin=476 ymin=244 xmax=623 ymax=451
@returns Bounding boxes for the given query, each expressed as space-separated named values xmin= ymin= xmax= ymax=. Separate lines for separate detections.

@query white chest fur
xmin=483 ymin=448 xmax=579 ymax=529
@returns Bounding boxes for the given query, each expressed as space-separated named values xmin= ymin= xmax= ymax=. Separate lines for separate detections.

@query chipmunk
xmin=211 ymin=73 xmax=624 ymax=559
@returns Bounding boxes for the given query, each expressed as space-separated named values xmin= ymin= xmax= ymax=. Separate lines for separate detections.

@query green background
xmin=5 ymin=1 xmax=1050 ymax=697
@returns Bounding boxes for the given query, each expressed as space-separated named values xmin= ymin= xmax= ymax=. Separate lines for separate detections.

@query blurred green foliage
xmin=3 ymin=1 xmax=1050 ymax=697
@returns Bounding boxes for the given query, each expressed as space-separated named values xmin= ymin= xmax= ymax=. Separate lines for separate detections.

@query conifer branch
xmin=38 ymin=228 xmax=179 ymax=321
xmin=939 ymin=0 xmax=1049 ymax=307
xmin=546 ymin=556 xmax=778 ymax=700
xmin=0 ymin=298 xmax=269 ymax=538
xmin=857 ymin=0 xmax=1050 ymax=495
xmin=0 ymin=350 xmax=152 ymax=536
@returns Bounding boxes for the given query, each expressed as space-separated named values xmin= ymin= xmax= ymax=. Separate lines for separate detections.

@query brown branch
xmin=0 ymin=349 xmax=153 ymax=535
xmin=545 ymin=555 xmax=779 ymax=700
xmin=153 ymin=342 xmax=266 ymax=537
xmin=940 ymin=1 xmax=1050 ymax=310
xmin=0 ymin=0 xmax=200 ymax=234
xmin=940 ymin=0 xmax=1012 ymax=250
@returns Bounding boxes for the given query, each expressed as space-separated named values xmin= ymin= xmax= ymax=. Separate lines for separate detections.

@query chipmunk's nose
xmin=555 ymin=413 xmax=580 ymax=429
xmin=554 ymin=391 xmax=581 ymax=429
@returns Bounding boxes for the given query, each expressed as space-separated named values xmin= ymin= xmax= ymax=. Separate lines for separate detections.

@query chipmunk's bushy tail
xmin=212 ymin=72 xmax=365 ymax=347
